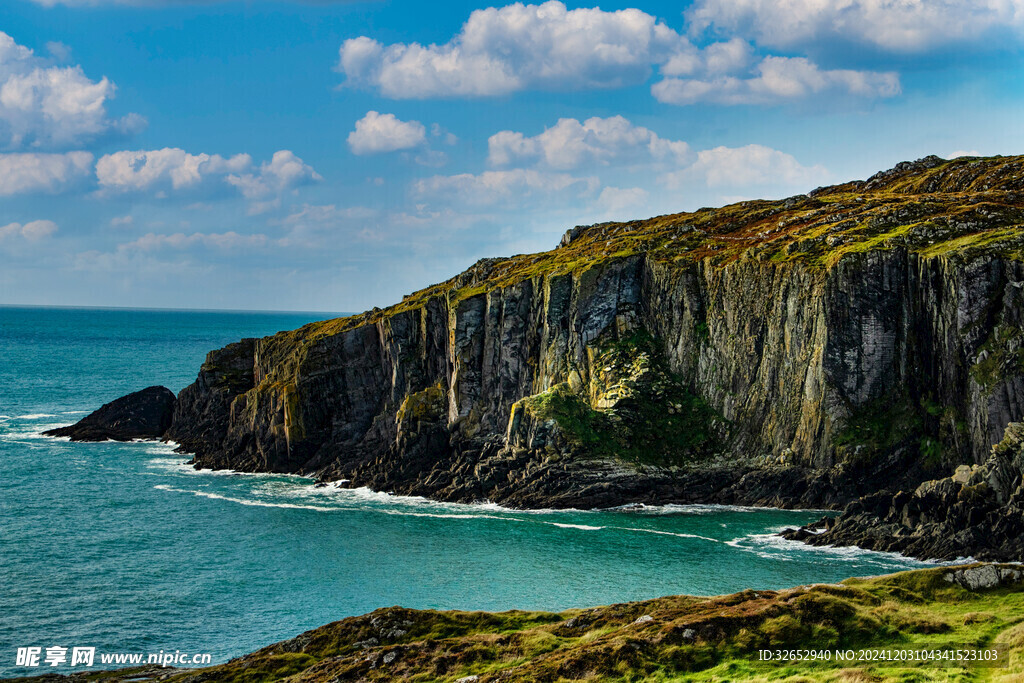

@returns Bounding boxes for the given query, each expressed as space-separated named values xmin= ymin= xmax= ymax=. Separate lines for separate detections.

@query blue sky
xmin=0 ymin=0 xmax=1022 ymax=312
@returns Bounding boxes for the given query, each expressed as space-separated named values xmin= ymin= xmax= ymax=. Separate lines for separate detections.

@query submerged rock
xmin=43 ymin=386 xmax=175 ymax=442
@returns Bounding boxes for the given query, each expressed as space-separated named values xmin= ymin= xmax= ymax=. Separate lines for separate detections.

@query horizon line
xmin=0 ymin=303 xmax=350 ymax=316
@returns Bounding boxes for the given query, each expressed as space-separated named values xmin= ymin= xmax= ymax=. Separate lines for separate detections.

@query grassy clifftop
xmin=282 ymin=154 xmax=1024 ymax=345
xmin=22 ymin=564 xmax=1024 ymax=683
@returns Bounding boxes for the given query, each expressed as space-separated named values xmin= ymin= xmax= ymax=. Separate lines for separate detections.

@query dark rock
xmin=43 ymin=386 xmax=175 ymax=442
xmin=164 ymin=339 xmax=256 ymax=463
xmin=786 ymin=422 xmax=1024 ymax=561
xmin=141 ymin=155 xmax=1024 ymax=557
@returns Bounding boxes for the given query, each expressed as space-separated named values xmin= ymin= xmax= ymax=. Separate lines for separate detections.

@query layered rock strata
xmin=47 ymin=155 xmax=1024 ymax=558
xmin=166 ymin=155 xmax=1024 ymax=517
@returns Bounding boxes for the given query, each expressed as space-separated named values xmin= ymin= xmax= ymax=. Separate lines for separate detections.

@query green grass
xmin=970 ymin=325 xmax=1024 ymax=393
xmin=521 ymin=330 xmax=723 ymax=467
xmin=191 ymin=155 xmax=1024 ymax=450
xmin=833 ymin=392 xmax=969 ymax=470
xmin=252 ymin=154 xmax=1024 ymax=355
xmin=41 ymin=564 xmax=1024 ymax=683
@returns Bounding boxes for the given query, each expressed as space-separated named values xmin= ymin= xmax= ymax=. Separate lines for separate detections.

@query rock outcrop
xmin=50 ymin=156 xmax=1024 ymax=558
xmin=160 ymin=155 xmax=1024 ymax=522
xmin=784 ymin=421 xmax=1024 ymax=560
xmin=43 ymin=386 xmax=176 ymax=442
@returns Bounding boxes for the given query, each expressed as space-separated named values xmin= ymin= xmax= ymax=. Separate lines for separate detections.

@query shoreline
xmin=33 ymin=424 xmax=975 ymax=567
xmin=6 ymin=563 xmax=1020 ymax=683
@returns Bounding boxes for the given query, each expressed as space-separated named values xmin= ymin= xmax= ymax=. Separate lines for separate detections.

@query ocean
xmin=0 ymin=306 xmax=934 ymax=677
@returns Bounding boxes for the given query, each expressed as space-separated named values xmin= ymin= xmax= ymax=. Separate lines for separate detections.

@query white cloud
xmin=948 ymin=149 xmax=981 ymax=158
xmin=278 ymin=203 xmax=380 ymax=247
xmin=120 ymin=231 xmax=268 ymax=252
xmin=662 ymin=144 xmax=826 ymax=188
xmin=413 ymin=169 xmax=599 ymax=206
xmin=0 ymin=151 xmax=92 ymax=195
xmin=336 ymin=2 xmax=901 ymax=106
xmin=225 ymin=150 xmax=321 ymax=199
xmin=45 ymin=41 xmax=72 ymax=62
xmin=337 ymin=1 xmax=686 ymax=98
xmin=597 ymin=186 xmax=649 ymax=214
xmin=0 ymin=219 xmax=58 ymax=242
xmin=283 ymin=204 xmax=378 ymax=225
xmin=661 ymin=37 xmax=754 ymax=78
xmin=110 ymin=214 xmax=134 ymax=227
xmin=348 ymin=111 xmax=427 ymax=154
xmin=431 ymin=123 xmax=458 ymax=145
xmin=687 ymin=0 xmax=1024 ymax=51
xmin=96 ymin=148 xmax=250 ymax=192
xmin=653 ymin=55 xmax=899 ymax=105
xmin=488 ymin=115 xmax=690 ymax=170
xmin=0 ymin=32 xmax=142 ymax=150
xmin=96 ymin=148 xmax=319 ymax=201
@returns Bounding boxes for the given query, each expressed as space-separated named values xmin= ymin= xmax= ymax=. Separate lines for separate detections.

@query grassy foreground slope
xmin=17 ymin=564 xmax=1024 ymax=683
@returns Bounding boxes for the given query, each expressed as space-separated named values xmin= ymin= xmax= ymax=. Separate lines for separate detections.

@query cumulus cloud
xmin=413 ymin=169 xmax=599 ymax=206
xmin=662 ymin=144 xmax=826 ymax=189
xmin=95 ymin=148 xmax=319 ymax=201
xmin=687 ymin=0 xmax=1024 ymax=51
xmin=0 ymin=219 xmax=58 ymax=242
xmin=96 ymin=148 xmax=249 ymax=193
xmin=653 ymin=56 xmax=899 ymax=105
xmin=336 ymin=1 xmax=902 ymax=106
xmin=0 ymin=151 xmax=93 ymax=195
xmin=338 ymin=1 xmax=686 ymax=97
xmin=0 ymin=32 xmax=142 ymax=150
xmin=225 ymin=150 xmax=321 ymax=199
xmin=488 ymin=115 xmax=690 ymax=169
xmin=348 ymin=111 xmax=427 ymax=155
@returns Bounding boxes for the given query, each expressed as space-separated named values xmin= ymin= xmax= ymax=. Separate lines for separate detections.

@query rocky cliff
xmin=163 ymin=154 xmax=1024 ymax=513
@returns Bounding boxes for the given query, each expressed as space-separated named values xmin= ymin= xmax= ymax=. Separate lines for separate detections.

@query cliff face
xmin=166 ymin=155 xmax=1024 ymax=509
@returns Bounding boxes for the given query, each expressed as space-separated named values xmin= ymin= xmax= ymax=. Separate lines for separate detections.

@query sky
xmin=0 ymin=0 xmax=1022 ymax=312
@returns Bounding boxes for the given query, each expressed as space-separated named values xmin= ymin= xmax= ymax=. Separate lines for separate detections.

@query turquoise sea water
xmin=0 ymin=307 xmax=934 ymax=677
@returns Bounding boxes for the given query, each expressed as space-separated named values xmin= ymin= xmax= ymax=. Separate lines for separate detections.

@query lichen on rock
xmin=105 ymin=154 xmax=1024 ymax=539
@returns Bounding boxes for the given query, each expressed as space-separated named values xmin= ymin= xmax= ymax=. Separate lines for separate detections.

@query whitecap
xmin=726 ymin=532 xmax=940 ymax=567
xmin=377 ymin=509 xmax=518 ymax=522
xmin=320 ymin=482 xmax=589 ymax=515
xmin=16 ymin=413 xmax=57 ymax=419
xmin=548 ymin=522 xmax=604 ymax=531
xmin=153 ymin=484 xmax=335 ymax=512
xmin=0 ymin=423 xmax=68 ymax=440
xmin=609 ymin=526 xmax=720 ymax=542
